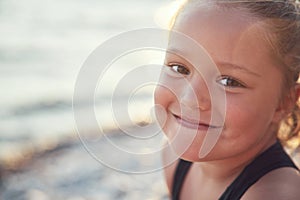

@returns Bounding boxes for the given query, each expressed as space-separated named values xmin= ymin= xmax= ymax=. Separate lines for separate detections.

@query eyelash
xmin=217 ymin=76 xmax=246 ymax=88
xmin=166 ymin=63 xmax=190 ymax=75
xmin=165 ymin=63 xmax=246 ymax=88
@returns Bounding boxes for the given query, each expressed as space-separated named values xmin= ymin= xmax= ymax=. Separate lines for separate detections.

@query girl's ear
xmin=273 ymin=84 xmax=300 ymax=123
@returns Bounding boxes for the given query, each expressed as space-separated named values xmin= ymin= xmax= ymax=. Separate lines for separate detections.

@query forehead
xmin=169 ymin=5 xmax=275 ymax=68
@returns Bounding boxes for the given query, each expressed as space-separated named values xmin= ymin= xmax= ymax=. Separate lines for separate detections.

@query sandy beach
xmin=0 ymin=124 xmax=169 ymax=200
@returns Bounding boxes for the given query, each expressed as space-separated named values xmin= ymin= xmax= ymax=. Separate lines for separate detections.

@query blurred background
xmin=0 ymin=0 xmax=181 ymax=199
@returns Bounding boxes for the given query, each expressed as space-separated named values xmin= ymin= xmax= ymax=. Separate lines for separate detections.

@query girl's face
xmin=155 ymin=6 xmax=285 ymax=161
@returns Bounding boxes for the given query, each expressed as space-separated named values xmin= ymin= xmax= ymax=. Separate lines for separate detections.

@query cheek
xmin=154 ymin=85 xmax=172 ymax=128
xmin=154 ymin=85 xmax=170 ymax=108
xmin=223 ymin=95 xmax=277 ymax=139
xmin=226 ymin=103 xmax=258 ymax=129
xmin=154 ymin=73 xmax=182 ymax=108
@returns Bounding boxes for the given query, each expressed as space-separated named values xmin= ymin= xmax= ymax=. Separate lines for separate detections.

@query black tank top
xmin=172 ymin=141 xmax=299 ymax=200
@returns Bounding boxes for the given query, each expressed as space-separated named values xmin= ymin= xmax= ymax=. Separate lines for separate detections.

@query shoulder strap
xmin=219 ymin=141 xmax=299 ymax=200
xmin=172 ymin=159 xmax=193 ymax=200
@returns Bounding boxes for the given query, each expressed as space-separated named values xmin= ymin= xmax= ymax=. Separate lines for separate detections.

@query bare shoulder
xmin=242 ymin=167 xmax=300 ymax=200
xmin=161 ymin=145 xmax=180 ymax=193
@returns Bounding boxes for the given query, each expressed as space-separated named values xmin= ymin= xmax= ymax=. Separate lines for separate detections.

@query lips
xmin=173 ymin=114 xmax=221 ymax=130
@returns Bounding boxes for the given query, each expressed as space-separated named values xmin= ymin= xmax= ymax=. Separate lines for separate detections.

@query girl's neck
xmin=194 ymin=137 xmax=277 ymax=182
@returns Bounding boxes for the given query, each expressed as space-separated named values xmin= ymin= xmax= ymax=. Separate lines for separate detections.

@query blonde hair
xmin=171 ymin=0 xmax=300 ymax=150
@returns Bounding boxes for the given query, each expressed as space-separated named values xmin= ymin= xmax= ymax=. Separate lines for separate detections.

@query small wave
xmin=4 ymin=94 xmax=152 ymax=118
xmin=9 ymin=100 xmax=72 ymax=117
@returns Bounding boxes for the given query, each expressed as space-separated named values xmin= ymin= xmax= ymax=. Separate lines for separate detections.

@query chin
xmin=168 ymin=137 xmax=211 ymax=162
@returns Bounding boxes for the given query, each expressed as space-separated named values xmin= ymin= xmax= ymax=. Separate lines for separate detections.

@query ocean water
xmin=0 ymin=0 xmax=176 ymax=155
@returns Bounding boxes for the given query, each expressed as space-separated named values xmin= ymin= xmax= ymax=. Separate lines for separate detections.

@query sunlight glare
xmin=154 ymin=0 xmax=186 ymax=29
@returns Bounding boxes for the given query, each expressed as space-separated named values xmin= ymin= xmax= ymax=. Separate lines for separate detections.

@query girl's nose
xmin=180 ymin=75 xmax=211 ymax=111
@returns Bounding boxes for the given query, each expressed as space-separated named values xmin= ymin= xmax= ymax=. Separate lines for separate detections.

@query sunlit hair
xmin=170 ymin=0 xmax=300 ymax=150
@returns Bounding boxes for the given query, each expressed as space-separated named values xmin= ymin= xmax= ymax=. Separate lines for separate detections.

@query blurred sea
xmin=0 ymin=0 xmax=180 ymax=170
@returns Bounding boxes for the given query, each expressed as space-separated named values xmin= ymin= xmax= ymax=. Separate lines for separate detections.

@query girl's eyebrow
xmin=216 ymin=62 xmax=262 ymax=78
xmin=165 ymin=48 xmax=261 ymax=77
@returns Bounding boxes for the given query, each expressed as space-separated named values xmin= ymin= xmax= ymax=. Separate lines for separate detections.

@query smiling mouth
xmin=173 ymin=114 xmax=221 ymax=130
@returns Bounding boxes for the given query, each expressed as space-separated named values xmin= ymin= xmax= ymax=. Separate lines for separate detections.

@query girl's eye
xmin=167 ymin=64 xmax=190 ymax=75
xmin=217 ymin=76 xmax=246 ymax=88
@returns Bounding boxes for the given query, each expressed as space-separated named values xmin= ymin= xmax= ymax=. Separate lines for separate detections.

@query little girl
xmin=154 ymin=0 xmax=300 ymax=199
